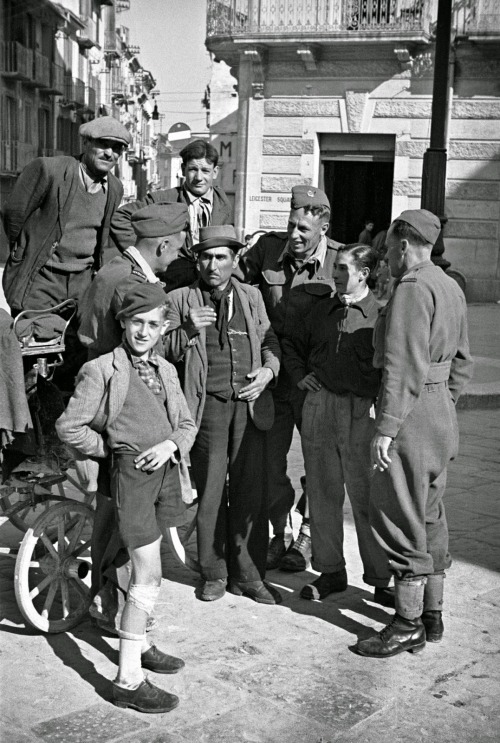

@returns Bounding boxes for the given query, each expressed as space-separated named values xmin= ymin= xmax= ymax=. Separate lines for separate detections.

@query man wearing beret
xmin=110 ymin=139 xmax=233 ymax=292
xmin=164 ymin=225 xmax=281 ymax=604
xmin=79 ymin=203 xmax=189 ymax=359
xmin=236 ymin=185 xmax=342 ymax=573
xmin=2 ymin=116 xmax=131 ymax=315
xmin=57 ymin=282 xmax=197 ymax=712
xmin=355 ymin=209 xmax=473 ymax=659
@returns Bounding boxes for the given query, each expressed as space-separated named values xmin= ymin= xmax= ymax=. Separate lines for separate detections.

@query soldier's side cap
xmin=291 ymin=185 xmax=330 ymax=210
xmin=396 ymin=209 xmax=441 ymax=246
xmin=79 ymin=116 xmax=132 ymax=145
xmin=116 ymin=282 xmax=167 ymax=320
xmin=131 ymin=203 xmax=189 ymax=238
xmin=192 ymin=225 xmax=244 ymax=253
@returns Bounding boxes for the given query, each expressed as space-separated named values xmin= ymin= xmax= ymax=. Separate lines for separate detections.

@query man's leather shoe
xmin=355 ymin=613 xmax=426 ymax=657
xmin=112 ymin=678 xmax=179 ymax=713
xmin=230 ymin=580 xmax=282 ymax=605
xmin=267 ymin=535 xmax=287 ymax=570
xmin=141 ymin=644 xmax=185 ymax=674
xmin=300 ymin=569 xmax=348 ymax=600
xmin=373 ymin=587 xmax=395 ymax=608
xmin=201 ymin=578 xmax=227 ymax=602
xmin=279 ymin=530 xmax=311 ymax=572
xmin=422 ymin=610 xmax=444 ymax=642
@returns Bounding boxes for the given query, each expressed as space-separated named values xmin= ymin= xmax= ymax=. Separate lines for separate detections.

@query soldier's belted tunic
xmin=370 ymin=261 xmax=473 ymax=578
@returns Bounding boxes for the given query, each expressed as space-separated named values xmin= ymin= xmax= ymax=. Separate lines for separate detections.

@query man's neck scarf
xmin=200 ymin=278 xmax=233 ymax=349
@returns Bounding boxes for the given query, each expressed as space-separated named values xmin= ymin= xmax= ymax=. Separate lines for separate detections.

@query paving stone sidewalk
xmin=1 ymin=407 xmax=499 ymax=743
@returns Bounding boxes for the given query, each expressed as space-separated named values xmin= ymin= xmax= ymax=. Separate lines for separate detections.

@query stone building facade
xmin=206 ymin=0 xmax=500 ymax=301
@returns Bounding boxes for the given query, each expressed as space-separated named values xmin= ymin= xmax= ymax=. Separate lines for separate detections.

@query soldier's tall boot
xmin=422 ymin=573 xmax=445 ymax=642
xmin=355 ymin=577 xmax=426 ymax=658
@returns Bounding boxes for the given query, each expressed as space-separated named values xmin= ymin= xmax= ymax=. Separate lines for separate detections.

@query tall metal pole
xmin=420 ymin=0 xmax=453 ymax=270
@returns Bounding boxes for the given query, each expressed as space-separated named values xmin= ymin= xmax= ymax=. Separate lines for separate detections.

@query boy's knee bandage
xmin=127 ymin=584 xmax=160 ymax=615
xmin=118 ymin=629 xmax=145 ymax=642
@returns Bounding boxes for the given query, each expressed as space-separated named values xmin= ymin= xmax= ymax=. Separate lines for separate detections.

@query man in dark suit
xmin=2 ymin=116 xmax=130 ymax=315
xmin=110 ymin=140 xmax=233 ymax=292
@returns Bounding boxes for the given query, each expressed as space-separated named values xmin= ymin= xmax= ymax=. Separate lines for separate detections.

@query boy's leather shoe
xmin=112 ymin=678 xmax=179 ymax=713
xmin=279 ymin=530 xmax=311 ymax=572
xmin=422 ymin=610 xmax=444 ymax=642
xmin=355 ymin=614 xmax=426 ymax=658
xmin=141 ymin=644 xmax=185 ymax=674
xmin=230 ymin=580 xmax=282 ymax=605
xmin=201 ymin=578 xmax=227 ymax=602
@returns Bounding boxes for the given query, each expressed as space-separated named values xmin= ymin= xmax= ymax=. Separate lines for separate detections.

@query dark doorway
xmin=323 ymin=160 xmax=394 ymax=244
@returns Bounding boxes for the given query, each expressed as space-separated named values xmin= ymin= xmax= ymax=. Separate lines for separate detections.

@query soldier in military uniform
xmin=237 ymin=186 xmax=342 ymax=572
xmin=355 ymin=209 xmax=473 ymax=658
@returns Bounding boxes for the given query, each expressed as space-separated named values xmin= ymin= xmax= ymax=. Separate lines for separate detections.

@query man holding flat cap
xmin=3 ymin=116 xmax=131 ymax=315
xmin=237 ymin=185 xmax=342 ymax=574
xmin=164 ymin=225 xmax=281 ymax=605
xmin=355 ymin=209 xmax=473 ymax=659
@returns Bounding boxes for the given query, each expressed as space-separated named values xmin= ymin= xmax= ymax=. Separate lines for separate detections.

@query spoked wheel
xmin=165 ymin=496 xmax=200 ymax=573
xmin=15 ymin=501 xmax=94 ymax=633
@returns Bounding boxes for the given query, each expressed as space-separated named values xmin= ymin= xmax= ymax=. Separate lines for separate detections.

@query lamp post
xmin=420 ymin=0 xmax=453 ymax=271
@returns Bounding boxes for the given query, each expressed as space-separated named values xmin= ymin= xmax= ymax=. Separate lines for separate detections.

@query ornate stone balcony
xmin=206 ymin=0 xmax=435 ymax=41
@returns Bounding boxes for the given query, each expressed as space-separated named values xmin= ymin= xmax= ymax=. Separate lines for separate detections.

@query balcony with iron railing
xmin=46 ymin=62 xmax=65 ymax=95
xmin=0 ymin=41 xmax=33 ymax=81
xmin=0 ymin=141 xmax=36 ymax=175
xmin=206 ymin=0 xmax=436 ymax=41
xmin=85 ymin=84 xmax=97 ymax=112
xmin=33 ymin=51 xmax=51 ymax=88
xmin=77 ymin=16 xmax=99 ymax=49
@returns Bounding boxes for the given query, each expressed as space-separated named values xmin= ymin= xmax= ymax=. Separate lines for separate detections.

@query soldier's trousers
xmin=369 ymin=381 xmax=459 ymax=579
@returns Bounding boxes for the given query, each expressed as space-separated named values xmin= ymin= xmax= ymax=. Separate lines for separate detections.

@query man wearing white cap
xmin=355 ymin=209 xmax=473 ymax=658
xmin=2 ymin=116 xmax=131 ymax=315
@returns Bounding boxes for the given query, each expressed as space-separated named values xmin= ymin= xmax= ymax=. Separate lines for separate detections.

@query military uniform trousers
xmin=266 ymin=371 xmax=306 ymax=534
xmin=369 ymin=381 xmax=458 ymax=579
xmin=190 ymin=394 xmax=268 ymax=582
xmin=302 ymin=387 xmax=391 ymax=586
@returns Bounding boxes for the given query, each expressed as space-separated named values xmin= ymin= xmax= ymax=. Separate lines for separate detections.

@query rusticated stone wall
xmin=241 ymin=62 xmax=500 ymax=301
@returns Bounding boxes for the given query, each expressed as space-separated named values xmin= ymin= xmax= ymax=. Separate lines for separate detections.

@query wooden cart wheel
xmin=15 ymin=501 xmax=93 ymax=633
xmin=164 ymin=496 xmax=200 ymax=573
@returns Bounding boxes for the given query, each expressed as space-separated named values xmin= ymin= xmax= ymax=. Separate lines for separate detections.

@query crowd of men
xmin=2 ymin=117 xmax=473 ymax=713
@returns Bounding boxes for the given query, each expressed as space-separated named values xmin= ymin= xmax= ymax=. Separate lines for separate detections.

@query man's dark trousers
xmin=190 ymin=394 xmax=268 ymax=582
xmin=266 ymin=371 xmax=305 ymax=534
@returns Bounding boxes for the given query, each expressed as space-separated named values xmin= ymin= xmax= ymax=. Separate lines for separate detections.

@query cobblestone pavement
xmin=1 ymin=408 xmax=499 ymax=743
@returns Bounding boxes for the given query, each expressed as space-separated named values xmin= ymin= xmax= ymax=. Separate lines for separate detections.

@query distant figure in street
xmin=358 ymin=218 xmax=374 ymax=246
xmin=355 ymin=209 xmax=473 ymax=659
xmin=375 ymin=257 xmax=391 ymax=299
xmin=110 ymin=139 xmax=233 ymax=292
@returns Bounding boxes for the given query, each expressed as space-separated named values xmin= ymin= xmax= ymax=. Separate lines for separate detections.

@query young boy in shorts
xmin=56 ymin=282 xmax=197 ymax=713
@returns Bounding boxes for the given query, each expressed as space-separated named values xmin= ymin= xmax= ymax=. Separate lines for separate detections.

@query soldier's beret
xmin=79 ymin=116 xmax=132 ymax=145
xmin=115 ymin=282 xmax=167 ymax=320
xmin=131 ymin=203 xmax=189 ymax=238
xmin=396 ymin=209 xmax=441 ymax=246
xmin=291 ymin=185 xmax=330 ymax=211
xmin=192 ymin=225 xmax=244 ymax=253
